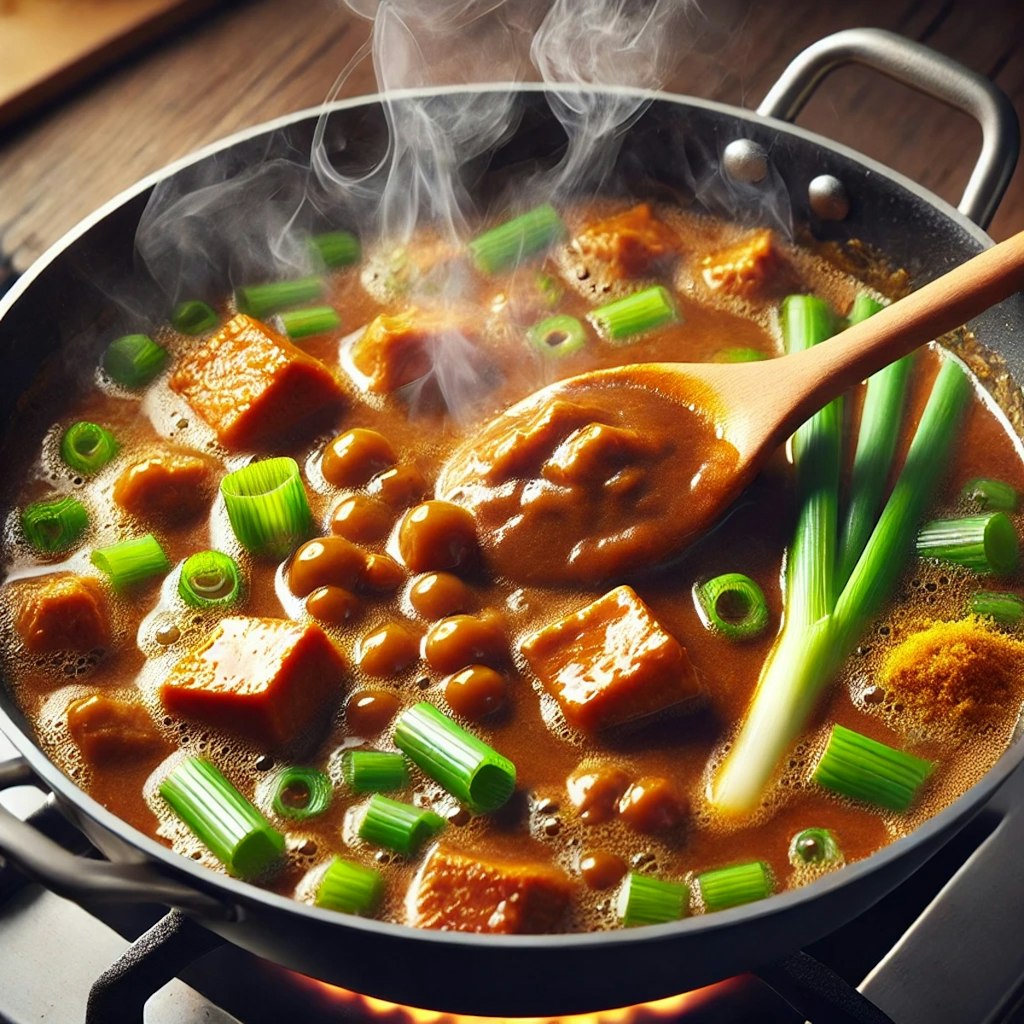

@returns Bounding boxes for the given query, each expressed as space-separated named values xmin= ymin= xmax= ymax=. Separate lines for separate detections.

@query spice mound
xmin=879 ymin=616 xmax=1024 ymax=731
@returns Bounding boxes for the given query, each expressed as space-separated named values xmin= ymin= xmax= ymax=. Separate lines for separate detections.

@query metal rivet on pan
xmin=722 ymin=139 xmax=769 ymax=184
xmin=808 ymin=174 xmax=850 ymax=220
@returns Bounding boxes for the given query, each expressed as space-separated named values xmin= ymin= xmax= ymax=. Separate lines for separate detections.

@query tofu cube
xmin=521 ymin=585 xmax=700 ymax=733
xmin=14 ymin=574 xmax=110 ymax=653
xmin=700 ymin=229 xmax=781 ymax=297
xmin=572 ymin=203 xmax=679 ymax=280
xmin=113 ymin=450 xmax=216 ymax=524
xmin=160 ymin=617 xmax=345 ymax=748
xmin=67 ymin=695 xmax=165 ymax=767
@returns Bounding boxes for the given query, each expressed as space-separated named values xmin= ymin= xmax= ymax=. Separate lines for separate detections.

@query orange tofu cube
xmin=14 ymin=574 xmax=110 ymax=653
xmin=700 ymin=229 xmax=781 ymax=297
xmin=113 ymin=450 xmax=216 ymax=524
xmin=521 ymin=585 xmax=700 ymax=733
xmin=169 ymin=314 xmax=344 ymax=450
xmin=572 ymin=203 xmax=679 ymax=279
xmin=160 ymin=616 xmax=345 ymax=748
xmin=67 ymin=694 xmax=166 ymax=767
xmin=409 ymin=845 xmax=572 ymax=934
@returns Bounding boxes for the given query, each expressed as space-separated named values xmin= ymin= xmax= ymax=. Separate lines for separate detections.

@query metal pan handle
xmin=0 ymin=753 xmax=235 ymax=920
xmin=757 ymin=27 xmax=1020 ymax=228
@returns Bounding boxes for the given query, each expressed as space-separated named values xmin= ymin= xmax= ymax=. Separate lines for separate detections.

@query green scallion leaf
xmin=969 ymin=590 xmax=1024 ymax=626
xmin=527 ymin=314 xmax=586 ymax=358
xmin=235 ymin=277 xmax=325 ymax=320
xmin=788 ymin=827 xmax=841 ymax=867
xmin=358 ymin=793 xmax=444 ymax=856
xmin=277 ymin=305 xmax=341 ymax=341
xmin=315 ymin=856 xmax=383 ymax=915
xmin=916 ymin=512 xmax=1020 ymax=575
xmin=21 ymin=496 xmax=88 ymax=553
xmin=160 ymin=757 xmax=284 ymax=880
xmin=178 ymin=550 xmax=242 ymax=609
xmin=172 ymin=300 xmax=218 ymax=335
xmin=270 ymin=766 xmax=333 ymax=820
xmin=468 ymin=203 xmax=567 ymax=275
xmin=60 ymin=421 xmax=119 ymax=475
xmin=589 ymin=285 xmax=680 ymax=342
xmin=697 ymin=861 xmax=772 ymax=912
xmin=694 ymin=573 xmax=769 ymax=640
xmin=102 ymin=334 xmax=169 ymax=387
xmin=91 ymin=534 xmax=170 ymax=589
xmin=812 ymin=724 xmax=934 ymax=811
xmin=220 ymin=457 xmax=313 ymax=559
xmin=341 ymin=750 xmax=409 ymax=794
xmin=713 ymin=346 xmax=767 ymax=363
xmin=310 ymin=231 xmax=361 ymax=269
xmin=962 ymin=477 xmax=1019 ymax=512
xmin=847 ymin=294 xmax=885 ymax=326
xmin=394 ymin=701 xmax=516 ymax=813
xmin=615 ymin=872 xmax=689 ymax=927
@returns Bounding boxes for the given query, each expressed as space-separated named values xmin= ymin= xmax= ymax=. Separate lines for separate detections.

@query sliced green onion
xmin=394 ymin=701 xmax=516 ymax=813
xmin=916 ymin=512 xmax=1019 ymax=575
xmin=220 ymin=457 xmax=313 ymax=559
xmin=270 ymin=766 xmax=333 ymax=820
xmin=159 ymin=757 xmax=284 ymax=880
xmin=235 ymin=277 xmax=325 ymax=320
xmin=962 ymin=477 xmax=1019 ymax=512
xmin=91 ymin=534 xmax=170 ymax=588
xmin=812 ymin=724 xmax=934 ymax=811
xmin=697 ymin=861 xmax=772 ymax=912
xmin=713 ymin=346 xmax=766 ymax=363
xmin=527 ymin=314 xmax=586 ymax=358
xmin=468 ymin=203 xmax=567 ymax=275
xmin=615 ymin=872 xmax=688 ymax=927
xmin=102 ymin=334 xmax=168 ymax=387
xmin=589 ymin=285 xmax=680 ymax=342
xmin=315 ymin=856 xmax=383 ymax=915
xmin=341 ymin=750 xmax=409 ymax=794
xmin=969 ymin=590 xmax=1024 ymax=626
xmin=310 ymin=230 xmax=361 ymax=269
xmin=358 ymin=793 xmax=444 ymax=856
xmin=277 ymin=305 xmax=341 ymax=340
xmin=788 ymin=827 xmax=841 ymax=867
xmin=60 ymin=421 xmax=119 ymax=475
xmin=694 ymin=573 xmax=769 ymax=640
xmin=172 ymin=300 xmax=218 ymax=335
xmin=837 ymin=295 xmax=911 ymax=588
xmin=536 ymin=272 xmax=563 ymax=308
xmin=178 ymin=550 xmax=242 ymax=609
xmin=21 ymin=496 xmax=88 ymax=553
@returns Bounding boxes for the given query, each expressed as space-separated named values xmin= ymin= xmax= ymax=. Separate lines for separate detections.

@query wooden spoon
xmin=441 ymin=230 xmax=1024 ymax=583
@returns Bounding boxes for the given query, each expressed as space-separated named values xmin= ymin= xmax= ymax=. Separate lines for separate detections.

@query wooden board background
xmin=0 ymin=0 xmax=1021 ymax=287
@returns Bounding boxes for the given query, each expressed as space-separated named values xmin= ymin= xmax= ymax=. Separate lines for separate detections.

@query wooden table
xmin=0 ymin=0 xmax=1021 ymax=290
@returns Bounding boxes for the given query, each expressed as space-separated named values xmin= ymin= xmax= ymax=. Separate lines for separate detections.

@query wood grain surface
xmin=0 ymin=0 xmax=1021 ymax=287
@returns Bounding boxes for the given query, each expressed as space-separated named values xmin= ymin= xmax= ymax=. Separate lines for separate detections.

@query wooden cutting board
xmin=0 ymin=0 xmax=218 ymax=128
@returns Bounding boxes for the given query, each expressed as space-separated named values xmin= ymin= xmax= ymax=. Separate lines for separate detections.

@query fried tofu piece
xmin=700 ymin=229 xmax=781 ymax=297
xmin=113 ymin=450 xmax=216 ymax=524
xmin=408 ymin=845 xmax=572 ymax=934
xmin=169 ymin=314 xmax=344 ymax=450
xmin=160 ymin=617 xmax=345 ymax=748
xmin=14 ymin=574 xmax=110 ymax=653
xmin=572 ymin=204 xmax=679 ymax=280
xmin=542 ymin=423 xmax=666 ymax=487
xmin=521 ymin=585 xmax=700 ymax=733
xmin=67 ymin=694 xmax=165 ymax=767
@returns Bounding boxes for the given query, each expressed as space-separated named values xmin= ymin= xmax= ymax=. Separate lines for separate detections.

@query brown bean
xmin=357 ymin=622 xmax=420 ymax=676
xmin=444 ymin=665 xmax=506 ymax=721
xmin=423 ymin=611 xmax=506 ymax=674
xmin=408 ymin=572 xmax=475 ymax=619
xmin=566 ymin=765 xmax=630 ymax=825
xmin=321 ymin=428 xmax=396 ymax=487
xmin=305 ymin=585 xmax=361 ymax=625
xmin=397 ymin=500 xmax=478 ymax=573
xmin=368 ymin=464 xmax=427 ymax=509
xmin=330 ymin=494 xmax=393 ymax=544
xmin=579 ymin=850 xmax=627 ymax=890
xmin=345 ymin=689 xmax=400 ymax=735
xmin=618 ymin=777 xmax=685 ymax=833
xmin=289 ymin=536 xmax=367 ymax=597
xmin=363 ymin=554 xmax=405 ymax=593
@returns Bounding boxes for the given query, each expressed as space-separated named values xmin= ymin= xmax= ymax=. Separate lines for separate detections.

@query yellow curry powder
xmin=879 ymin=615 xmax=1024 ymax=728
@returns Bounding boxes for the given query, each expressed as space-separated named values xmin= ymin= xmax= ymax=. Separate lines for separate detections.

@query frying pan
xmin=0 ymin=28 xmax=1021 ymax=1019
